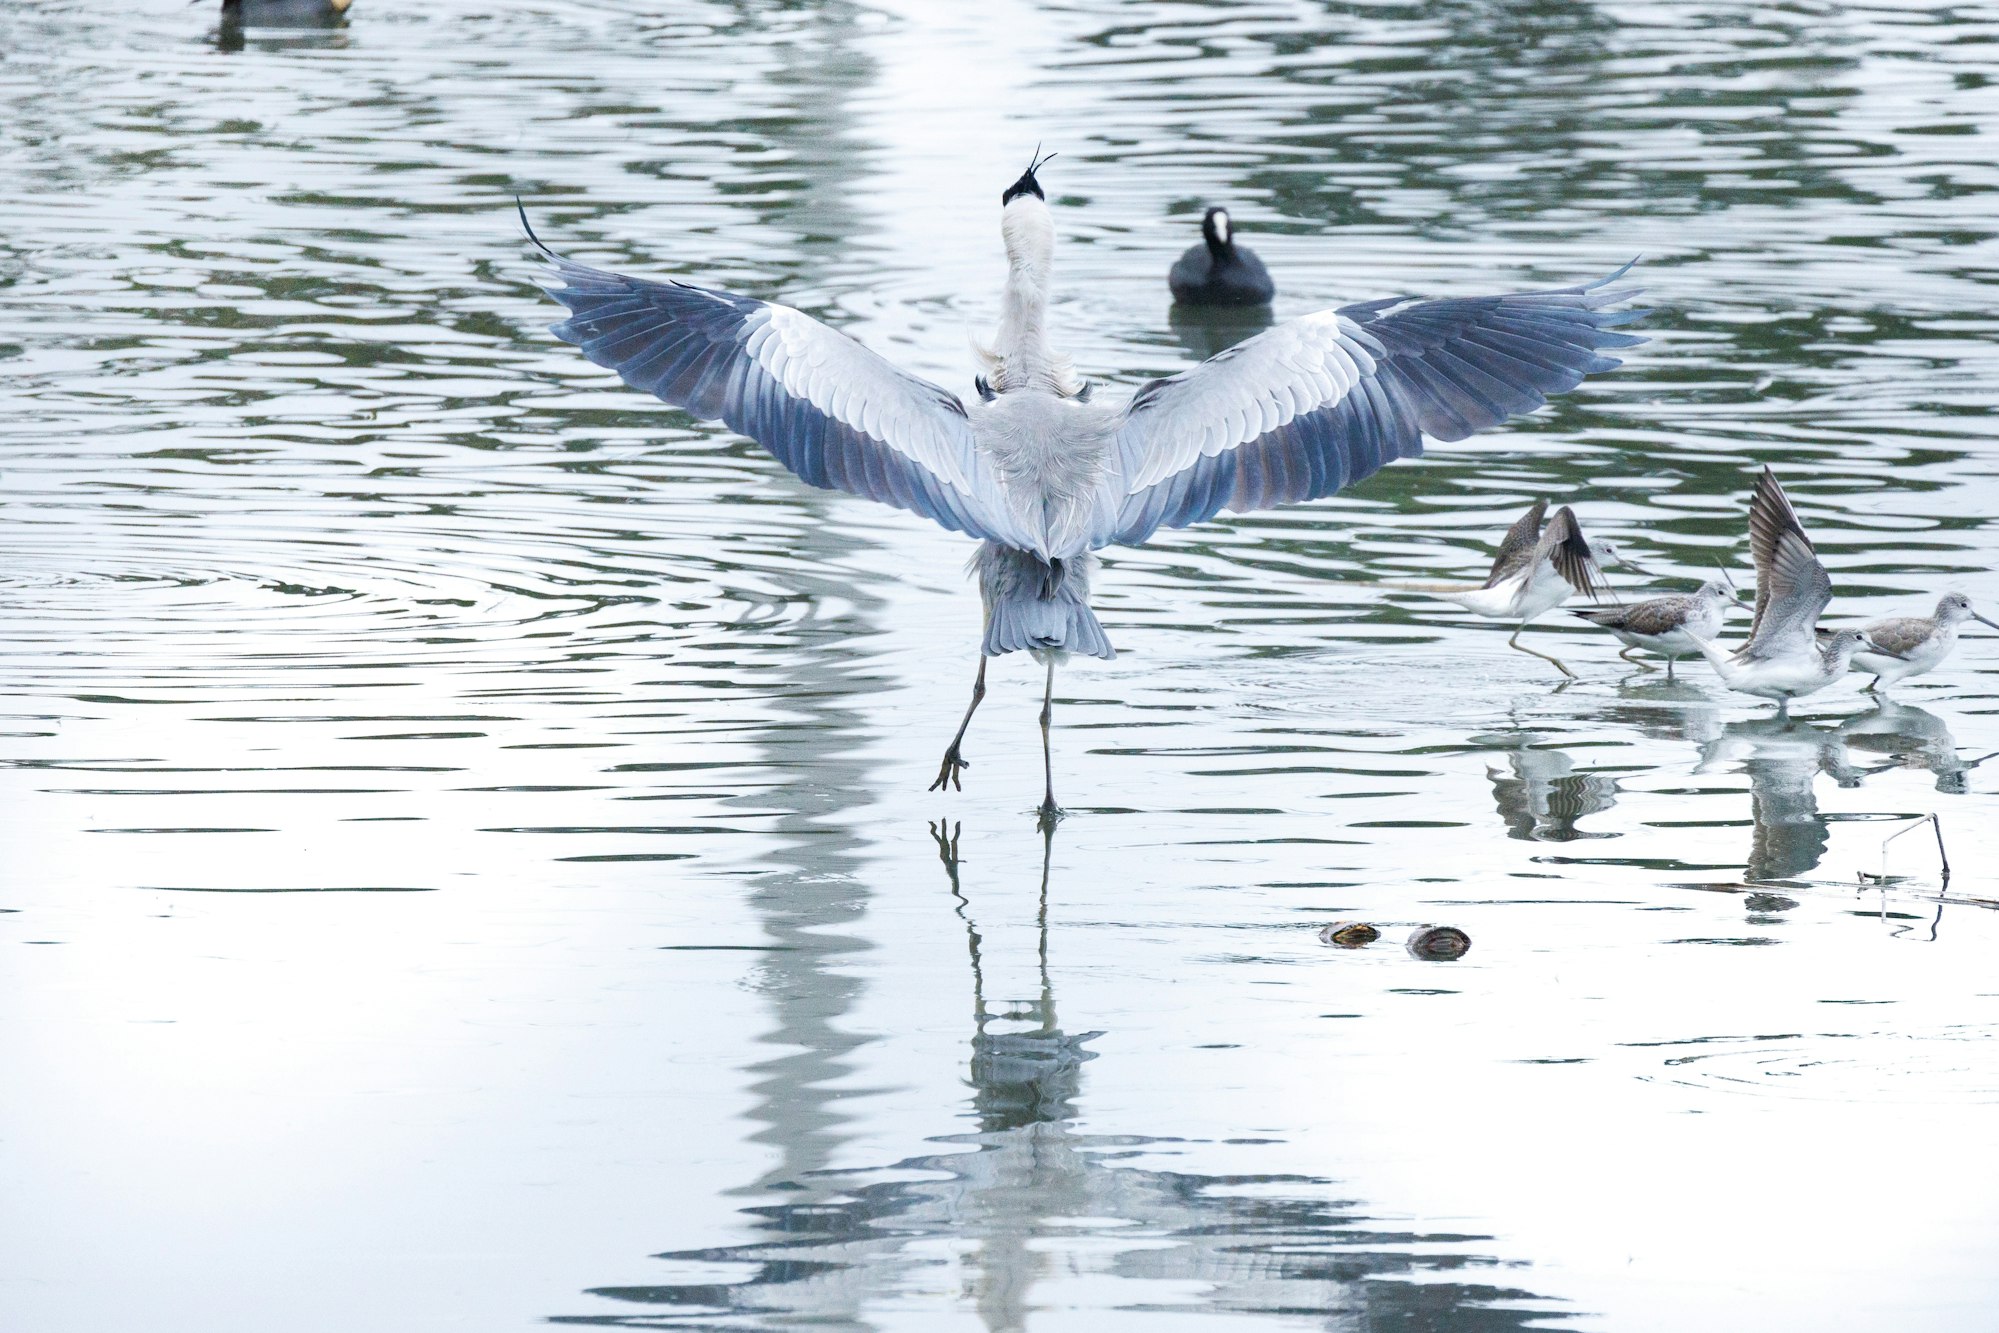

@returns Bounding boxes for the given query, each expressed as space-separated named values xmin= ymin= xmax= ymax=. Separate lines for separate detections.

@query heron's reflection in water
xmin=563 ymin=826 xmax=1560 ymax=1330
xmin=1698 ymin=718 xmax=1863 ymax=883
xmin=1837 ymin=698 xmax=1997 ymax=795
xmin=934 ymin=823 xmax=1101 ymax=1134
xmin=1478 ymin=732 xmax=1619 ymax=842
xmin=1168 ymin=301 xmax=1274 ymax=363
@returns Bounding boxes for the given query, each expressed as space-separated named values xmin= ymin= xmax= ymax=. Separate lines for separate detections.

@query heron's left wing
xmin=522 ymin=211 xmax=1039 ymax=554
xmin=1100 ymin=267 xmax=1644 ymax=548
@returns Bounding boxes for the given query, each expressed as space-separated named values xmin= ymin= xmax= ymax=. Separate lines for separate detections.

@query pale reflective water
xmin=4 ymin=1 xmax=1999 ymax=1329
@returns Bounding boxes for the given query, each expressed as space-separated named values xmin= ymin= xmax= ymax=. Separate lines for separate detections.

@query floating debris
xmin=1318 ymin=921 xmax=1379 ymax=948
xmin=1406 ymin=925 xmax=1472 ymax=961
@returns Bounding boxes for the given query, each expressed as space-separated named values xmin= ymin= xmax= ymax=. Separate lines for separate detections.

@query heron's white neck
xmin=993 ymin=196 xmax=1062 ymax=392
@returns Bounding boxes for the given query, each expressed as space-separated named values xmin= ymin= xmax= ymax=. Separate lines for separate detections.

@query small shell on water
xmin=1406 ymin=925 xmax=1471 ymax=961
xmin=1318 ymin=921 xmax=1379 ymax=948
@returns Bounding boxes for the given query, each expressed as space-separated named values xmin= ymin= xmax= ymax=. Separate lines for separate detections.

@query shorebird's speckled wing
xmin=1855 ymin=616 xmax=1931 ymax=656
xmin=1542 ymin=505 xmax=1606 ymax=600
xmin=1103 ymin=267 xmax=1645 ymax=548
xmin=1743 ymin=468 xmax=1831 ymax=659
xmin=1485 ymin=498 xmax=1549 ymax=588
xmin=1579 ymin=593 xmax=1692 ymax=635
xmin=522 ymin=210 xmax=1040 ymax=555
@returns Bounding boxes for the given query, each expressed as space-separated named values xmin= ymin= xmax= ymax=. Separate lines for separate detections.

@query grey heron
xmin=1687 ymin=467 xmax=1897 ymax=715
xmin=1169 ymin=207 xmax=1275 ymax=306
xmin=520 ymin=153 xmax=1644 ymax=824
xmin=1573 ymin=579 xmax=1735 ymax=678
xmin=1817 ymin=592 xmax=1999 ymax=691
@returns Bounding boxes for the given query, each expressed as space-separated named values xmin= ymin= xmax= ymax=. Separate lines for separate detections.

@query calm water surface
xmin=4 ymin=1 xmax=1999 ymax=1329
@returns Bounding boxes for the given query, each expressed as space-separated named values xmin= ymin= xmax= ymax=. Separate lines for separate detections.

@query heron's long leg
xmin=1508 ymin=623 xmax=1577 ymax=680
xmin=1619 ymin=646 xmax=1659 ymax=672
xmin=1036 ymin=660 xmax=1063 ymax=829
xmin=930 ymin=658 xmax=988 ymax=793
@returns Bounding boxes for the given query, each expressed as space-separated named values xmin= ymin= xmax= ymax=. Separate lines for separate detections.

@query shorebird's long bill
xmin=1974 ymin=612 xmax=1999 ymax=633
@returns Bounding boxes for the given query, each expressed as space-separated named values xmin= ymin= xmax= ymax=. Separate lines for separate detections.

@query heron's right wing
xmin=1743 ymin=468 xmax=1830 ymax=658
xmin=1099 ymin=266 xmax=1644 ymax=548
xmin=522 ymin=210 xmax=1038 ymax=553
xmin=1483 ymin=498 xmax=1548 ymax=588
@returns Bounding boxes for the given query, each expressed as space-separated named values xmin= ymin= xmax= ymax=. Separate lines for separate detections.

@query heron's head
xmin=1202 ymin=206 xmax=1233 ymax=253
xmin=1000 ymin=147 xmax=1057 ymax=273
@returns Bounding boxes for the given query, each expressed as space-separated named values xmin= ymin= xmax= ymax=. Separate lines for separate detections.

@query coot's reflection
xmin=1168 ymin=300 xmax=1275 ymax=362
xmin=561 ymin=825 xmax=1559 ymax=1329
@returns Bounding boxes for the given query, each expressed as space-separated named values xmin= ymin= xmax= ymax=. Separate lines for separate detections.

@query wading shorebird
xmin=1392 ymin=499 xmax=1638 ymax=679
xmin=521 ymin=153 xmax=1643 ymax=824
xmin=1817 ymin=592 xmax=1999 ymax=691
xmin=1573 ymin=579 xmax=1735 ymax=678
xmin=1168 ymin=207 xmax=1275 ymax=307
xmin=1688 ymin=468 xmax=1897 ymax=716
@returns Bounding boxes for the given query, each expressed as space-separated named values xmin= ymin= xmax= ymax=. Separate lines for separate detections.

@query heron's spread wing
xmin=1542 ymin=505 xmax=1606 ymax=601
xmin=1484 ymin=498 xmax=1549 ymax=589
xmin=1743 ymin=468 xmax=1830 ymax=659
xmin=522 ymin=212 xmax=1036 ymax=553
xmin=1103 ymin=266 xmax=1645 ymax=547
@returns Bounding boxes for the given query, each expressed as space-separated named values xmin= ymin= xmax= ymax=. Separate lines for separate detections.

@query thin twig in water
xmin=1881 ymin=813 xmax=1950 ymax=886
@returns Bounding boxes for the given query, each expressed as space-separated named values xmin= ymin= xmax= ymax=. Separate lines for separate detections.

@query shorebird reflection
xmin=1698 ymin=718 xmax=1863 ymax=882
xmin=1836 ymin=699 xmax=1997 ymax=795
xmin=1480 ymin=734 xmax=1620 ymax=842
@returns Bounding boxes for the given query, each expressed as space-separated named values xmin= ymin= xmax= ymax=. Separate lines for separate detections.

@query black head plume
xmin=1002 ymin=145 xmax=1058 ymax=205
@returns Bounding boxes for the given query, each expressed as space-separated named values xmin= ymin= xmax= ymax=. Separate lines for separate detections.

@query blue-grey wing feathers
xmin=521 ymin=208 xmax=1037 ymax=552
xmin=1107 ymin=265 xmax=1645 ymax=547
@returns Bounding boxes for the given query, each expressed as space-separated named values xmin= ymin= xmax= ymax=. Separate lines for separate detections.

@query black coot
xmin=1167 ymin=207 xmax=1274 ymax=306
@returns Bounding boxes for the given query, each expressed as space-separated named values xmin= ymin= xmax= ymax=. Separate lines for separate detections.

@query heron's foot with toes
xmin=930 ymin=746 xmax=971 ymax=792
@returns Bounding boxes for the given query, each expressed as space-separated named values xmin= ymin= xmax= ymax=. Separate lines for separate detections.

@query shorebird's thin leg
xmin=1864 ymin=676 xmax=1881 ymax=694
xmin=1508 ymin=623 xmax=1577 ymax=680
xmin=1036 ymin=660 xmax=1064 ymax=830
xmin=1665 ymin=656 xmax=1678 ymax=681
xmin=1619 ymin=646 xmax=1659 ymax=672
xmin=931 ymin=658 xmax=988 ymax=792
xmin=1775 ymin=697 xmax=1790 ymax=721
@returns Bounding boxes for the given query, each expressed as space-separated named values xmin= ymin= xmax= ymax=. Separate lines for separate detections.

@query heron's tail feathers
xmin=978 ymin=546 xmax=1115 ymax=661
xmin=985 ymin=596 xmax=1113 ymax=660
